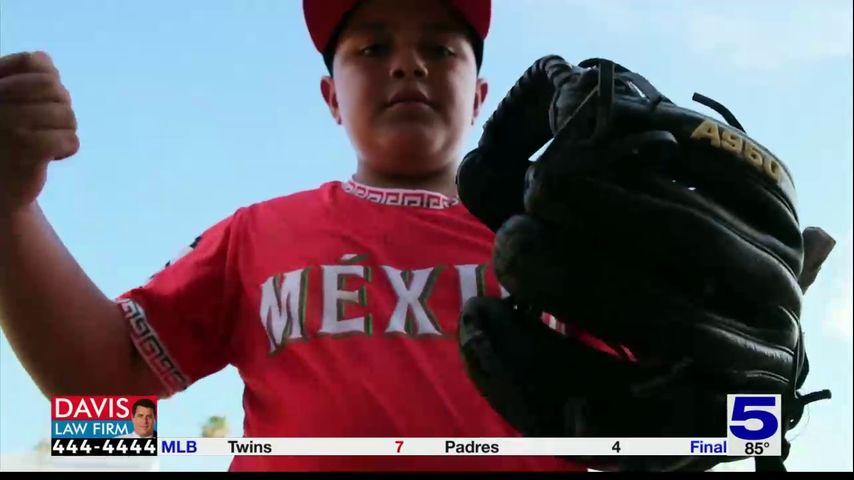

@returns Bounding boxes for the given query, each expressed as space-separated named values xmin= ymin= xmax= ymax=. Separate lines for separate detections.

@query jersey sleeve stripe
xmin=118 ymin=298 xmax=190 ymax=395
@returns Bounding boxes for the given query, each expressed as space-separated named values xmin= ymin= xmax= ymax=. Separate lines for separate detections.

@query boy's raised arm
xmin=0 ymin=51 xmax=163 ymax=398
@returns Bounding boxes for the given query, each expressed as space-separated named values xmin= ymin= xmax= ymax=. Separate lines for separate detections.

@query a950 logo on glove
xmin=727 ymin=394 xmax=782 ymax=456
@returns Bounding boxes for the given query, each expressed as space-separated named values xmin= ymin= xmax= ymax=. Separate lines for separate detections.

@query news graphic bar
xmin=47 ymin=393 xmax=780 ymax=459
xmin=156 ymin=437 xmax=778 ymax=457
xmin=51 ymin=395 xmax=159 ymax=457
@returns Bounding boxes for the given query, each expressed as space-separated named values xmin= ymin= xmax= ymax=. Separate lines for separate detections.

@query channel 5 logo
xmin=727 ymin=394 xmax=781 ymax=443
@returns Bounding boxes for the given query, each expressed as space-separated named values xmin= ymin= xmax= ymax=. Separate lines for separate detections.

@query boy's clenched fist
xmin=0 ymin=51 xmax=78 ymax=212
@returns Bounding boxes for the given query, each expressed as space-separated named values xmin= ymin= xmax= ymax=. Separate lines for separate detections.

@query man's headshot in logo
xmin=116 ymin=398 xmax=156 ymax=439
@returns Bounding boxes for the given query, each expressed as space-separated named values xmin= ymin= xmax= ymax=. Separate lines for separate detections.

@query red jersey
xmin=116 ymin=179 xmax=585 ymax=472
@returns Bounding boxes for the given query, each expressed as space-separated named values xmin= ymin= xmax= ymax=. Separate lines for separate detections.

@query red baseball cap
xmin=303 ymin=0 xmax=491 ymax=54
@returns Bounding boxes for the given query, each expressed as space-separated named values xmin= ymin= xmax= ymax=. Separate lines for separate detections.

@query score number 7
xmin=395 ymin=440 xmax=404 ymax=453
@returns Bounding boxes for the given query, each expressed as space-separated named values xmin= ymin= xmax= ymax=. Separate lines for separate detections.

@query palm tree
xmin=201 ymin=416 xmax=229 ymax=438
xmin=33 ymin=438 xmax=51 ymax=455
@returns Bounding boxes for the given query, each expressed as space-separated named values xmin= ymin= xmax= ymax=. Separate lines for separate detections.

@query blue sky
xmin=1 ymin=0 xmax=851 ymax=472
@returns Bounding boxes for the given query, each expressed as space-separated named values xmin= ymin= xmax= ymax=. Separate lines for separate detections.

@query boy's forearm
xmin=0 ymin=203 xmax=156 ymax=396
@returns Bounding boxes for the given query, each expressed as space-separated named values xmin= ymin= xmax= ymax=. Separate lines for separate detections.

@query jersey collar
xmin=342 ymin=179 xmax=461 ymax=210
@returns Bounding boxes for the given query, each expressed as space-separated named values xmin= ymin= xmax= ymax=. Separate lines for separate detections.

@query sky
xmin=1 ymin=0 xmax=851 ymax=472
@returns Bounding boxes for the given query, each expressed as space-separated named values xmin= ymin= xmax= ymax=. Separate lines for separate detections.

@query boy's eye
xmin=431 ymin=45 xmax=456 ymax=58
xmin=359 ymin=44 xmax=387 ymax=56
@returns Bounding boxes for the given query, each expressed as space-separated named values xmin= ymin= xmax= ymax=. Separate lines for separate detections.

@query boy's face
xmin=321 ymin=0 xmax=488 ymax=177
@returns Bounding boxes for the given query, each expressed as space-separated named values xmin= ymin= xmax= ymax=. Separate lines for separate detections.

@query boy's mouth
xmin=387 ymin=90 xmax=434 ymax=109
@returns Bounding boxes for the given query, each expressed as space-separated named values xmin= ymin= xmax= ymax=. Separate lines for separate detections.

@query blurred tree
xmin=33 ymin=438 xmax=50 ymax=455
xmin=201 ymin=416 xmax=229 ymax=438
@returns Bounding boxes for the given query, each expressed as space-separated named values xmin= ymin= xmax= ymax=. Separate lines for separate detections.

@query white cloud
xmin=825 ymin=228 xmax=853 ymax=341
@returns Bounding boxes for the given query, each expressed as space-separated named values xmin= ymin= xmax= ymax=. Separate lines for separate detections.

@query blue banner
xmin=52 ymin=420 xmax=142 ymax=439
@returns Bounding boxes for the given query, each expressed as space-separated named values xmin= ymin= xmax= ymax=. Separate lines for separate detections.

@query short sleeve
xmin=115 ymin=210 xmax=244 ymax=397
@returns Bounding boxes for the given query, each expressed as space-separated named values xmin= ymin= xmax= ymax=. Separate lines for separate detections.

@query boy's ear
xmin=320 ymin=76 xmax=342 ymax=125
xmin=472 ymin=78 xmax=489 ymax=125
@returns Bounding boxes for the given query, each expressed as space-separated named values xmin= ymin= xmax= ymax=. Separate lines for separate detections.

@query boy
xmin=0 ymin=0 xmax=582 ymax=472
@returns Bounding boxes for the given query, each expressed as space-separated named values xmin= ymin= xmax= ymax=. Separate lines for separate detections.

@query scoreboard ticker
xmin=51 ymin=395 xmax=782 ymax=458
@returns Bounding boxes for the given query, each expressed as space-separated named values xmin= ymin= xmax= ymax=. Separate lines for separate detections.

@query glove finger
xmin=799 ymin=226 xmax=836 ymax=293
xmin=524 ymin=162 xmax=803 ymax=313
xmin=458 ymin=296 xmax=564 ymax=436
xmin=494 ymin=214 xmax=801 ymax=385
xmin=459 ymin=296 xmax=653 ymax=435
xmin=456 ymin=55 xmax=569 ymax=232
xmin=550 ymin=76 xmax=802 ymax=258
xmin=527 ymin=131 xmax=802 ymax=263
xmin=456 ymin=148 xmax=529 ymax=232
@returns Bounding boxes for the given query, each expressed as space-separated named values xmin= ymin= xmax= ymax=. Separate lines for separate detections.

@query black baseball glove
xmin=456 ymin=55 xmax=835 ymax=472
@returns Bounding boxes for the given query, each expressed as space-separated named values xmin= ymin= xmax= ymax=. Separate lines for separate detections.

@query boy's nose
xmin=390 ymin=53 xmax=428 ymax=79
xmin=392 ymin=66 xmax=427 ymax=79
